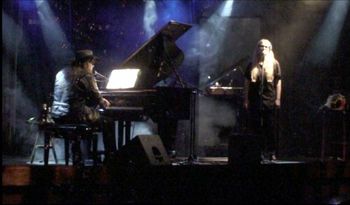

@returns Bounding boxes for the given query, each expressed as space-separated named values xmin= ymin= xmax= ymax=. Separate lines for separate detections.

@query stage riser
xmin=3 ymin=162 xmax=350 ymax=204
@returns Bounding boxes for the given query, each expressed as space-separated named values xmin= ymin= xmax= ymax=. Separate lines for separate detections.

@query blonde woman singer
xmin=243 ymin=39 xmax=282 ymax=161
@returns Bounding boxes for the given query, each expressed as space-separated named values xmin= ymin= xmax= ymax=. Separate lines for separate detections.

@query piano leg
xmin=125 ymin=121 xmax=131 ymax=144
xmin=117 ymin=121 xmax=132 ymax=149
xmin=118 ymin=121 xmax=124 ymax=149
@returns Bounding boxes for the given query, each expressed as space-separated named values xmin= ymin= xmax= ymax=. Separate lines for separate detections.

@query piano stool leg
xmin=72 ymin=137 xmax=82 ymax=166
xmin=44 ymin=131 xmax=51 ymax=166
xmin=64 ymin=138 xmax=70 ymax=165
xmin=50 ymin=137 xmax=58 ymax=164
xmin=30 ymin=131 xmax=41 ymax=164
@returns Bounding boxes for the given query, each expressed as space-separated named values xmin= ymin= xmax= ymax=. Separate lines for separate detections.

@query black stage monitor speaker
xmin=228 ymin=133 xmax=261 ymax=166
xmin=119 ymin=135 xmax=171 ymax=166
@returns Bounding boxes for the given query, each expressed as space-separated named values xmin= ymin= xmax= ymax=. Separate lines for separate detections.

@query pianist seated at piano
xmin=51 ymin=49 xmax=117 ymax=165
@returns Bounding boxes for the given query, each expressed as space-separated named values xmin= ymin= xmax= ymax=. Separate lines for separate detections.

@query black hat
xmin=75 ymin=49 xmax=98 ymax=61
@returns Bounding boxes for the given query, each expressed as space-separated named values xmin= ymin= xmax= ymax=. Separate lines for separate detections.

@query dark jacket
xmin=245 ymin=60 xmax=281 ymax=109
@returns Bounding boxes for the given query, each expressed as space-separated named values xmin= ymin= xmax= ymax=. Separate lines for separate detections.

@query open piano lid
xmin=117 ymin=20 xmax=192 ymax=88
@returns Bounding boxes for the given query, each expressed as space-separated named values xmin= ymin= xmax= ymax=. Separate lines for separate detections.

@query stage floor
xmin=3 ymin=154 xmax=350 ymax=204
xmin=2 ymin=154 xmax=322 ymax=166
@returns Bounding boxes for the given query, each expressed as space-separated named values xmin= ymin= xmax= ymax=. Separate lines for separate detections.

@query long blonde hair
xmin=250 ymin=39 xmax=275 ymax=82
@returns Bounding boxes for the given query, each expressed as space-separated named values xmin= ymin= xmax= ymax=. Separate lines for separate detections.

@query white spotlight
xmin=143 ymin=0 xmax=157 ymax=38
xmin=221 ymin=0 xmax=234 ymax=17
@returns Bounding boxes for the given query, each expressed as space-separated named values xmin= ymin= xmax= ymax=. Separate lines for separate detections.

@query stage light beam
xmin=307 ymin=0 xmax=349 ymax=66
xmin=35 ymin=0 xmax=73 ymax=64
xmin=143 ymin=0 xmax=157 ymax=39
xmin=221 ymin=0 xmax=234 ymax=17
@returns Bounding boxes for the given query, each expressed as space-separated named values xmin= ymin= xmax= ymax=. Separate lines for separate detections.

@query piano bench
xmin=42 ymin=123 xmax=100 ymax=166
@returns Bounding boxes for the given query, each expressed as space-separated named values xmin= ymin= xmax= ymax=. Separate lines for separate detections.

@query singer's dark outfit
xmin=245 ymin=61 xmax=281 ymax=159
xmin=51 ymin=67 xmax=116 ymax=163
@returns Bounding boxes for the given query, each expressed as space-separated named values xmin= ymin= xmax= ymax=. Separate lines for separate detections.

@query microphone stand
xmin=170 ymin=71 xmax=199 ymax=164
xmin=163 ymin=59 xmax=199 ymax=164
xmin=94 ymin=70 xmax=109 ymax=89
xmin=187 ymin=88 xmax=198 ymax=163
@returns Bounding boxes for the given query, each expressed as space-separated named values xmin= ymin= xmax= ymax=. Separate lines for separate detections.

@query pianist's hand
xmin=101 ymin=98 xmax=111 ymax=108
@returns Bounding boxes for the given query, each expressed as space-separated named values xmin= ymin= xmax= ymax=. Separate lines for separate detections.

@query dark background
xmin=3 ymin=0 xmax=349 ymax=159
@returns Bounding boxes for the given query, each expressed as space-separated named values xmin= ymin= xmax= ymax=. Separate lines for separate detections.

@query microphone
xmin=94 ymin=70 xmax=108 ymax=81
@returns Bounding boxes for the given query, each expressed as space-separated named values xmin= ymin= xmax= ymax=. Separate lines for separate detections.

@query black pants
xmin=100 ymin=116 xmax=117 ymax=158
xmin=248 ymin=106 xmax=277 ymax=155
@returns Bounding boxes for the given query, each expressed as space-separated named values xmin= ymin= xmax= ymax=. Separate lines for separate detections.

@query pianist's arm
xmin=79 ymin=73 xmax=111 ymax=109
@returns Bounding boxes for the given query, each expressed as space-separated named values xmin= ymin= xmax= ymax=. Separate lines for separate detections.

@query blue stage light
xmin=18 ymin=0 xmax=35 ymax=11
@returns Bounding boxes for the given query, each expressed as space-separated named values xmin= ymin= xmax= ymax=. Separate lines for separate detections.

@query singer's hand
xmin=243 ymin=100 xmax=249 ymax=110
xmin=275 ymin=99 xmax=281 ymax=108
xmin=102 ymin=98 xmax=111 ymax=108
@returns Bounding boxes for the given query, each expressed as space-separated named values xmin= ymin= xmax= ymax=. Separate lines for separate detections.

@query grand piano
xmin=99 ymin=21 xmax=195 ymax=151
